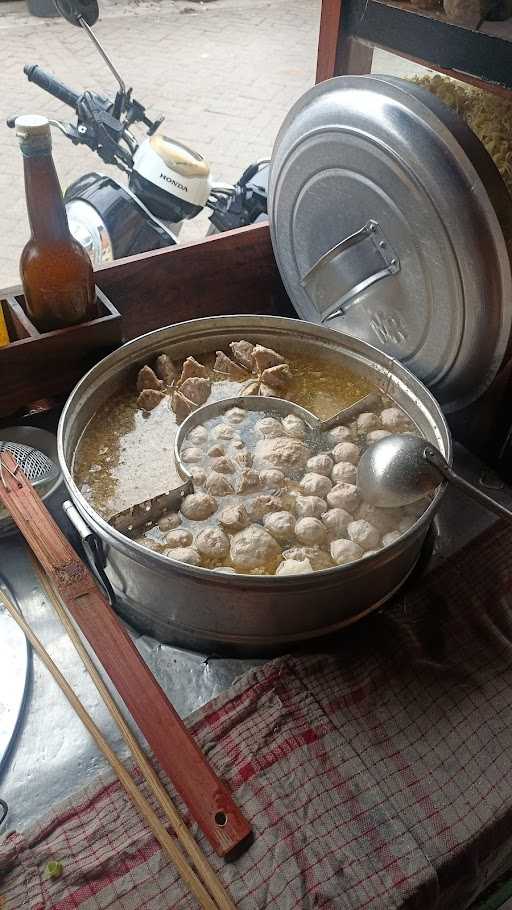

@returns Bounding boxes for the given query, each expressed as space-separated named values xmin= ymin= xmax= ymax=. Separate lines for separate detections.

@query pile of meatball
xmin=138 ymin=400 xmax=428 ymax=576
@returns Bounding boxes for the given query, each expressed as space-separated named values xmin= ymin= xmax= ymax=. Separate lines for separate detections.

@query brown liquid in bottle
xmin=16 ymin=115 xmax=97 ymax=332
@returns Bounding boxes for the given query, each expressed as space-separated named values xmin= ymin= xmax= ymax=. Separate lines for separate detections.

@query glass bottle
xmin=16 ymin=114 xmax=97 ymax=332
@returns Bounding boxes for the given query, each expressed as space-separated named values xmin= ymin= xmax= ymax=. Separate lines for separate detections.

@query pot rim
xmin=57 ymin=314 xmax=452 ymax=585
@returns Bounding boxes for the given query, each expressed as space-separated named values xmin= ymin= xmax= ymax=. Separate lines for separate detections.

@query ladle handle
xmin=425 ymin=446 xmax=512 ymax=522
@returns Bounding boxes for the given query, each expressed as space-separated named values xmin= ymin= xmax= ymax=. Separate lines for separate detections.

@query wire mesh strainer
xmin=0 ymin=442 xmax=57 ymax=486
xmin=0 ymin=429 xmax=61 ymax=536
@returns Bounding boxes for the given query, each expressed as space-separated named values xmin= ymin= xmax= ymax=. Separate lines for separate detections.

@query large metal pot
xmin=58 ymin=315 xmax=451 ymax=654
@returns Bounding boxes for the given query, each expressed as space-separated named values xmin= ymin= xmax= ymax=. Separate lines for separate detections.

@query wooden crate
xmin=0 ymin=224 xmax=291 ymax=421
xmin=0 ymin=286 xmax=121 ymax=418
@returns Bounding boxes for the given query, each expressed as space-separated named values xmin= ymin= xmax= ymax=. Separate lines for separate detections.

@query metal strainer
xmin=0 ymin=442 xmax=56 ymax=485
xmin=109 ymin=392 xmax=379 ymax=535
xmin=0 ymin=428 xmax=62 ymax=536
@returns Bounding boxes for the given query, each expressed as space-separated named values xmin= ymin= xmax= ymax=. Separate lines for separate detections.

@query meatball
xmin=158 ymin=513 xmax=181 ymax=532
xmin=330 ymin=538 xmax=364 ymax=565
xmin=165 ymin=528 xmax=193 ymax=548
xmin=230 ymin=525 xmax=281 ymax=571
xmin=328 ymin=425 xmax=353 ymax=445
xmin=355 ymin=502 xmax=393 ymax=533
xmin=282 ymin=546 xmax=332 ymax=571
xmin=331 ymin=461 xmax=357 ymax=484
xmin=304 ymin=549 xmax=332 ymax=570
xmin=300 ymin=472 xmax=332 ymax=498
xmin=212 ymin=423 xmax=235 ymax=441
xmin=282 ymin=414 xmax=306 ymax=439
xmin=327 ymin=483 xmax=360 ymax=513
xmin=218 ymin=503 xmax=250 ymax=532
xmin=167 ymin=546 xmax=201 ymax=566
xmin=181 ymin=492 xmax=217 ymax=520
xmin=211 ymin=456 xmax=236 ymax=475
xmin=195 ymin=527 xmax=229 ymax=560
xmin=137 ymin=538 xmax=160 ymax=552
xmin=137 ymin=389 xmax=166 ymax=412
xmin=181 ymin=446 xmax=204 ymax=464
xmin=366 ymin=429 xmax=391 ymax=446
xmin=234 ymin=450 xmax=253 ymax=469
xmin=254 ymin=436 xmax=310 ymax=474
xmin=382 ymin=530 xmax=402 ymax=547
xmin=207 ymin=444 xmax=225 ymax=458
xmin=347 ymin=520 xmax=380 ymax=551
xmin=357 ymin=412 xmax=380 ymax=433
xmin=332 ymin=442 xmax=360 ymax=465
xmin=295 ymin=517 xmax=326 ymax=546
xmin=381 ymin=407 xmax=411 ymax=432
xmin=295 ymin=495 xmax=327 ymax=519
xmin=260 ymin=468 xmax=286 ymax=489
xmin=276 ymin=558 xmax=313 ymax=576
xmin=244 ymin=495 xmax=280 ymax=522
xmin=205 ymin=472 xmax=235 ymax=497
xmin=187 ymin=425 xmax=208 ymax=445
xmin=306 ymin=453 xmax=333 ymax=477
xmin=188 ymin=467 xmax=206 ymax=487
xmin=255 ymin=417 xmax=283 ymax=438
xmin=321 ymin=507 xmax=352 ymax=539
xmin=237 ymin=469 xmax=261 ymax=493
xmin=225 ymin=407 xmax=247 ymax=424
xmin=263 ymin=510 xmax=296 ymax=542
xmin=277 ymin=490 xmax=297 ymax=513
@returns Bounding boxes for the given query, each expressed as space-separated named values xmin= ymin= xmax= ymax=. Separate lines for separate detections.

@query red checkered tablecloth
xmin=2 ymin=522 xmax=512 ymax=909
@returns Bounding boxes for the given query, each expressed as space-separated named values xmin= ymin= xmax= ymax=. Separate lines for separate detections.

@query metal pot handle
xmin=300 ymin=219 xmax=400 ymax=323
xmin=63 ymin=500 xmax=116 ymax=606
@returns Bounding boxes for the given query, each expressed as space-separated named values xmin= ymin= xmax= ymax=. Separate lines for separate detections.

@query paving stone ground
xmin=0 ymin=0 xmax=427 ymax=286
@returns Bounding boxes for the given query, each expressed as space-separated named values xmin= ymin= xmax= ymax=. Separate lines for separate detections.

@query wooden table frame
xmin=316 ymin=0 xmax=512 ymax=95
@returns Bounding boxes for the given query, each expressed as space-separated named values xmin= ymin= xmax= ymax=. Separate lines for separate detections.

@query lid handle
xmin=300 ymin=220 xmax=400 ymax=323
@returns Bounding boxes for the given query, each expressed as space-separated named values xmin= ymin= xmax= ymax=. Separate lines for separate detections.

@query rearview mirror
xmin=53 ymin=0 xmax=99 ymax=27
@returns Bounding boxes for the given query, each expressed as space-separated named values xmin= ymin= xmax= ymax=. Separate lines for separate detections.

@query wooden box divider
xmin=0 ymin=286 xmax=122 ymax=419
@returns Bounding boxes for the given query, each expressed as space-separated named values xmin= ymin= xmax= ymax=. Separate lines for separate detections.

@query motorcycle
xmin=8 ymin=0 xmax=269 ymax=266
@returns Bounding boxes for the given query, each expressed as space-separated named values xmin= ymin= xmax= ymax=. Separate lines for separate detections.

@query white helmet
xmin=130 ymin=133 xmax=211 ymax=222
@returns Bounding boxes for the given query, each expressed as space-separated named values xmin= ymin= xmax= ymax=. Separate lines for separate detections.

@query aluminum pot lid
xmin=269 ymin=75 xmax=512 ymax=412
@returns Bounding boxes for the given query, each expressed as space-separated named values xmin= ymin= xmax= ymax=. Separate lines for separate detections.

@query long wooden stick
xmin=33 ymin=564 xmax=236 ymax=910
xmin=0 ymin=452 xmax=251 ymax=858
xmin=0 ymin=587 xmax=218 ymax=910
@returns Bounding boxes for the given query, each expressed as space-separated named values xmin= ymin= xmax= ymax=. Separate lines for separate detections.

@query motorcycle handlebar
xmin=24 ymin=64 xmax=81 ymax=111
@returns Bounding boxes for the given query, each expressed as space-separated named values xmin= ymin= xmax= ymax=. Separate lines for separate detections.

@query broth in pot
xmin=74 ymin=339 xmax=432 ymax=576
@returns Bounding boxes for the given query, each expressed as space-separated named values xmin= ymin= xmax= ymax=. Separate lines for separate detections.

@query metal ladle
xmin=357 ymin=433 xmax=512 ymax=521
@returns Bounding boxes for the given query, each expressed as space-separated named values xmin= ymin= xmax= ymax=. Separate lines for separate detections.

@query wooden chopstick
xmin=0 ymin=587 xmax=226 ymax=910
xmin=32 ymin=562 xmax=237 ymax=910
